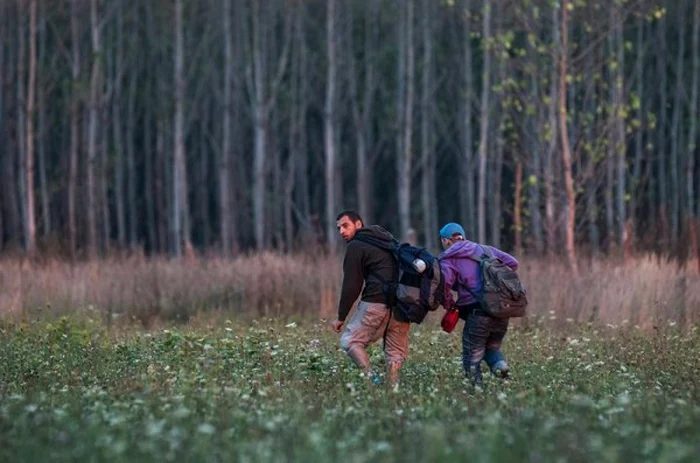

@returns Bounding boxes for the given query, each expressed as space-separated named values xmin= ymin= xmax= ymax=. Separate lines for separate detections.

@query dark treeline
xmin=0 ymin=0 xmax=698 ymax=266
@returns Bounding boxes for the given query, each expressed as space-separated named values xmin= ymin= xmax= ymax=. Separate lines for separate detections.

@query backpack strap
xmin=351 ymin=234 xmax=398 ymax=343
xmin=462 ymin=243 xmax=491 ymax=263
xmin=457 ymin=244 xmax=491 ymax=310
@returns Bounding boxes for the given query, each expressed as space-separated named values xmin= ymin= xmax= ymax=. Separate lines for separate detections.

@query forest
xmin=0 ymin=0 xmax=699 ymax=268
xmin=2 ymin=4 xmax=700 ymax=459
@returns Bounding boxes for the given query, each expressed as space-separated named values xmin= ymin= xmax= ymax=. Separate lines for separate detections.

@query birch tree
xmin=86 ymin=0 xmax=104 ymax=258
xmin=477 ymin=0 xmax=492 ymax=244
xmin=16 ymin=1 xmax=27 ymax=251
xmin=460 ymin=0 xmax=476 ymax=238
xmin=68 ymin=0 xmax=82 ymax=259
xmin=397 ymin=0 xmax=415 ymax=241
xmin=112 ymin=0 xmax=126 ymax=249
xmin=559 ymin=0 xmax=578 ymax=276
xmin=220 ymin=0 xmax=235 ymax=256
xmin=24 ymin=0 xmax=38 ymax=253
xmin=421 ymin=0 xmax=438 ymax=246
xmin=324 ymin=0 xmax=338 ymax=248
xmin=246 ymin=0 xmax=292 ymax=250
xmin=348 ymin=0 xmax=380 ymax=225
xmin=171 ymin=0 xmax=191 ymax=257
xmin=36 ymin=8 xmax=50 ymax=238
xmin=545 ymin=6 xmax=559 ymax=254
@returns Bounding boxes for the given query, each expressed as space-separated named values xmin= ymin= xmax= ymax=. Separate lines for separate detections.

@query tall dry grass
xmin=0 ymin=253 xmax=697 ymax=328
xmin=520 ymin=255 xmax=699 ymax=328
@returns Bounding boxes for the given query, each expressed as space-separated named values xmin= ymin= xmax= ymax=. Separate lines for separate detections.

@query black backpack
xmin=354 ymin=235 xmax=443 ymax=324
xmin=465 ymin=246 xmax=528 ymax=318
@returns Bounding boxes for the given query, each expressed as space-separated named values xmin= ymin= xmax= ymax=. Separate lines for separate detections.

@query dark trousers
xmin=459 ymin=304 xmax=509 ymax=383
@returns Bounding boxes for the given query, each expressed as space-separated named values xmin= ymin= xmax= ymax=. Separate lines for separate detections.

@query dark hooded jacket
xmin=337 ymin=225 xmax=397 ymax=322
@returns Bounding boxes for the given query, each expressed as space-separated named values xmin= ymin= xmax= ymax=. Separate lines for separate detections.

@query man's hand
xmin=332 ymin=320 xmax=344 ymax=333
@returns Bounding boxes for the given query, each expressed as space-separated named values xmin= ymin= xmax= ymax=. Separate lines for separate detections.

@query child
xmin=438 ymin=223 xmax=519 ymax=385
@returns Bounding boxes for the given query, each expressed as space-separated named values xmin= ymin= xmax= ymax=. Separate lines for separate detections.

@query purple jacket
xmin=438 ymin=240 xmax=519 ymax=310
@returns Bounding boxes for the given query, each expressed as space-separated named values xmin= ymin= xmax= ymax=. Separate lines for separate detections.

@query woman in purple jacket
xmin=438 ymin=222 xmax=519 ymax=386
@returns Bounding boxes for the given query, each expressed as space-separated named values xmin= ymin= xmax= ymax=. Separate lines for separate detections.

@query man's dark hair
xmin=336 ymin=210 xmax=364 ymax=226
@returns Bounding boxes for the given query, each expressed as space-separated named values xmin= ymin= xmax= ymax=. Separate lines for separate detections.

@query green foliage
xmin=1 ymin=319 xmax=699 ymax=461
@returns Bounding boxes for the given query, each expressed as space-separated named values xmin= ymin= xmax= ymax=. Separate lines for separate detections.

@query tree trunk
xmin=252 ymin=105 xmax=267 ymax=250
xmin=144 ymin=1 xmax=158 ymax=252
xmin=545 ymin=41 xmax=558 ymax=253
xmin=605 ymin=122 xmax=614 ymax=249
xmin=614 ymin=13 xmax=626 ymax=246
xmin=514 ymin=161 xmax=523 ymax=256
xmin=126 ymin=34 xmax=138 ymax=249
xmin=605 ymin=32 xmax=615 ymax=250
xmin=491 ymin=129 xmax=504 ymax=247
xmin=24 ymin=0 xmax=37 ymax=253
xmin=271 ymin=113 xmax=284 ymax=250
xmin=155 ymin=97 xmax=167 ymax=253
xmin=17 ymin=2 xmax=28 ymax=252
xmin=0 ymin=7 xmax=22 ymax=250
xmin=324 ymin=0 xmax=338 ymax=249
xmin=490 ymin=18 xmax=505 ymax=247
xmin=398 ymin=0 xmax=415 ymax=242
xmin=86 ymin=0 xmax=102 ymax=259
xmin=251 ymin=0 xmax=268 ymax=251
xmin=198 ymin=112 xmax=210 ymax=249
xmin=294 ymin=6 xmax=310 ymax=232
xmin=37 ymin=9 xmax=50 ymax=239
xmin=689 ymin=0 xmax=699 ymax=220
xmin=477 ymin=0 xmax=491 ymax=244
xmin=630 ymin=18 xmax=644 ymax=230
xmin=113 ymin=0 xmax=126 ymax=248
xmin=144 ymin=102 xmax=156 ymax=252
xmin=656 ymin=14 xmax=669 ymax=245
xmin=670 ymin=0 xmax=687 ymax=246
xmin=528 ymin=73 xmax=543 ymax=253
xmin=284 ymin=22 xmax=298 ymax=251
xmin=100 ymin=106 xmax=111 ymax=254
xmin=220 ymin=0 xmax=234 ymax=256
xmin=460 ymin=0 xmax=476 ymax=238
xmin=68 ymin=0 xmax=81 ymax=259
xmin=584 ymin=50 xmax=600 ymax=255
xmin=283 ymin=4 xmax=306 ymax=251
xmin=350 ymin=0 xmax=378 ymax=225
xmin=420 ymin=0 xmax=437 ymax=248
xmin=559 ymin=0 xmax=578 ymax=276
xmin=172 ymin=0 xmax=191 ymax=257
xmin=248 ymin=0 xmax=293 ymax=251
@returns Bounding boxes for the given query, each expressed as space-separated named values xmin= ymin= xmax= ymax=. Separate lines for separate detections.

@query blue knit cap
xmin=439 ymin=222 xmax=466 ymax=239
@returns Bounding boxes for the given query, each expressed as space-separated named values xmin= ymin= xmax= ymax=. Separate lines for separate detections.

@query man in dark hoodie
xmin=438 ymin=222 xmax=519 ymax=386
xmin=332 ymin=210 xmax=409 ymax=385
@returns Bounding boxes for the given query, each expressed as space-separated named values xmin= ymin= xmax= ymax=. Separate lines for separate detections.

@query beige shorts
xmin=340 ymin=301 xmax=410 ymax=364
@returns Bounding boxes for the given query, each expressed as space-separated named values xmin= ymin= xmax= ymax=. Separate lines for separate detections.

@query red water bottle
xmin=441 ymin=309 xmax=459 ymax=333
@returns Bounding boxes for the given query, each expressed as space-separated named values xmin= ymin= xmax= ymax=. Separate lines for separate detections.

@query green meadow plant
xmin=1 ymin=318 xmax=699 ymax=462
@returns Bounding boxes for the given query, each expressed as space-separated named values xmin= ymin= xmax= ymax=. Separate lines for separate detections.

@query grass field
xmin=1 ymin=316 xmax=699 ymax=462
